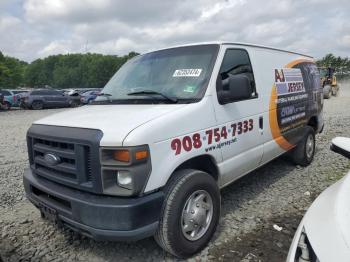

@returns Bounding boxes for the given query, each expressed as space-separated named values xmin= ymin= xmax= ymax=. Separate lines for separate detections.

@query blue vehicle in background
xmin=0 ymin=90 xmax=21 ymax=109
xmin=80 ymin=90 xmax=101 ymax=104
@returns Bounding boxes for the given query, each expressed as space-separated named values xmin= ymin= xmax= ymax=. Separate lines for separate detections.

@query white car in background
xmin=287 ymin=137 xmax=350 ymax=262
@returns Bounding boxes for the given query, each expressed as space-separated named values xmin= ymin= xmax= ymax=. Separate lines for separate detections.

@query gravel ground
xmin=1 ymin=82 xmax=350 ymax=262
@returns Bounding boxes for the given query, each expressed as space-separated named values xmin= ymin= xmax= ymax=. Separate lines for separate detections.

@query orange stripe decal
xmin=285 ymin=58 xmax=313 ymax=68
xmin=269 ymin=84 xmax=294 ymax=150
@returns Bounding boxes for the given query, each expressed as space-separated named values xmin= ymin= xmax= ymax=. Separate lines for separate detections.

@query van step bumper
xmin=23 ymin=168 xmax=164 ymax=241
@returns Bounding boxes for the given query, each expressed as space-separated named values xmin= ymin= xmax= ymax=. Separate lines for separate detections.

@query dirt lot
xmin=1 ymin=82 xmax=350 ymax=262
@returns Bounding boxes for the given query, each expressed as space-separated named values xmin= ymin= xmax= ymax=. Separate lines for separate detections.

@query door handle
xmin=259 ymin=116 xmax=263 ymax=134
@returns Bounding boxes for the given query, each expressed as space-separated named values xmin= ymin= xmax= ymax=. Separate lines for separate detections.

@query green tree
xmin=23 ymin=52 xmax=139 ymax=89
xmin=317 ymin=53 xmax=349 ymax=70
xmin=0 ymin=51 xmax=27 ymax=88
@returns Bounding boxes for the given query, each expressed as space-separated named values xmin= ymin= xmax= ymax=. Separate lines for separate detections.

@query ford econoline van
xmin=23 ymin=42 xmax=323 ymax=258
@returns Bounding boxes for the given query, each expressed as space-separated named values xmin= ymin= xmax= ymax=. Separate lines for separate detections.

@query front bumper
xmin=23 ymin=168 xmax=164 ymax=241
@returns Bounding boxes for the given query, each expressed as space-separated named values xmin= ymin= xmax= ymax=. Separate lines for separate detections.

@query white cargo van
xmin=24 ymin=42 xmax=323 ymax=258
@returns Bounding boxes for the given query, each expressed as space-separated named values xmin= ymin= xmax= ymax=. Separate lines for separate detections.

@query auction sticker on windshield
xmin=173 ymin=69 xmax=202 ymax=77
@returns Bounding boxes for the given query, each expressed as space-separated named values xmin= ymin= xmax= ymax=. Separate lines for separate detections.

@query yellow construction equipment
xmin=318 ymin=67 xmax=338 ymax=98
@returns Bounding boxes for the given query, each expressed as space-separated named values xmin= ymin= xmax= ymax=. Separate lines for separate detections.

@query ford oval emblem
xmin=44 ymin=153 xmax=61 ymax=166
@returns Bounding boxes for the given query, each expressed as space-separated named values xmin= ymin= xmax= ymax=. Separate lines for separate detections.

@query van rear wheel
xmin=155 ymin=169 xmax=220 ymax=258
xmin=291 ymin=126 xmax=315 ymax=167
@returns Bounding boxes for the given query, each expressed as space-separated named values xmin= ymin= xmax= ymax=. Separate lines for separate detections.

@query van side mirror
xmin=330 ymin=137 xmax=350 ymax=159
xmin=217 ymin=74 xmax=252 ymax=104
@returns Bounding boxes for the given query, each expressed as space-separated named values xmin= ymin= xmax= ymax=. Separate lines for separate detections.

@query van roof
xmin=150 ymin=41 xmax=313 ymax=59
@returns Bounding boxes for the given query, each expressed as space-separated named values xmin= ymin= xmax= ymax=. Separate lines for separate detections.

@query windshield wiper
xmin=127 ymin=90 xmax=178 ymax=103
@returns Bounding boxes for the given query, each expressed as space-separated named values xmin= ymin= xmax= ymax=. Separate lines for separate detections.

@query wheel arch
xmin=172 ymin=154 xmax=219 ymax=182
xmin=307 ymin=116 xmax=318 ymax=132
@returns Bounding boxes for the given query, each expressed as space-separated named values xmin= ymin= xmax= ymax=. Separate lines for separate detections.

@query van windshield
xmin=94 ymin=44 xmax=219 ymax=104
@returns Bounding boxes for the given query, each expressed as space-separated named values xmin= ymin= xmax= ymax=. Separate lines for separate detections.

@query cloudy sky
xmin=0 ymin=0 xmax=349 ymax=62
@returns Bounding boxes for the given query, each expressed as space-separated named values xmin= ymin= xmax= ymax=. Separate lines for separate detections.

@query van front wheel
xmin=155 ymin=169 xmax=220 ymax=258
xmin=291 ymin=126 xmax=315 ymax=166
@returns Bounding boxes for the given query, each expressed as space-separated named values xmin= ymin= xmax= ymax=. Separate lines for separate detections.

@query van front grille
xmin=27 ymin=125 xmax=102 ymax=193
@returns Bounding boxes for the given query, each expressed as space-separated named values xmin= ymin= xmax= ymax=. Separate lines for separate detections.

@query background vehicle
xmin=58 ymin=90 xmax=82 ymax=107
xmin=80 ymin=90 xmax=101 ymax=104
xmin=287 ymin=137 xmax=350 ymax=261
xmin=21 ymin=89 xmax=79 ymax=109
xmin=0 ymin=89 xmax=20 ymax=109
xmin=12 ymin=90 xmax=29 ymax=98
xmin=319 ymin=67 xmax=338 ymax=98
xmin=64 ymin=88 xmax=101 ymax=96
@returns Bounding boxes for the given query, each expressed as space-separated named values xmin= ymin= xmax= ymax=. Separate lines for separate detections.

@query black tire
xmin=31 ymin=101 xmax=43 ymax=110
xmin=291 ymin=126 xmax=315 ymax=166
xmin=2 ymin=101 xmax=10 ymax=110
xmin=332 ymin=86 xmax=338 ymax=96
xmin=324 ymin=85 xmax=331 ymax=99
xmin=70 ymin=100 xmax=79 ymax=107
xmin=155 ymin=169 xmax=220 ymax=258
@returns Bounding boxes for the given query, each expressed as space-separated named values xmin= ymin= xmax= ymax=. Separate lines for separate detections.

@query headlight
xmin=117 ymin=171 xmax=132 ymax=189
xmin=295 ymin=228 xmax=319 ymax=262
xmin=100 ymin=145 xmax=151 ymax=196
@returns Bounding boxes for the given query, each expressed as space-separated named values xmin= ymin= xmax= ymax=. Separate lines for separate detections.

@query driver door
xmin=213 ymin=48 xmax=264 ymax=186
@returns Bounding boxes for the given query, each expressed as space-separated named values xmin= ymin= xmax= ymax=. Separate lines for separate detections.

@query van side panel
xmin=246 ymin=48 xmax=322 ymax=166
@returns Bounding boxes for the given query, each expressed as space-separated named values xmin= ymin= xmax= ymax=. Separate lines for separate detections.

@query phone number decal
xmin=171 ymin=119 xmax=254 ymax=155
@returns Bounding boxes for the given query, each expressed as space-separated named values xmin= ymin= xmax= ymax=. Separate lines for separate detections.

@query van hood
xmin=34 ymin=104 xmax=186 ymax=146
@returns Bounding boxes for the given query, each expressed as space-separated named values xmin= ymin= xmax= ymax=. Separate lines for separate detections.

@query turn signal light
xmin=135 ymin=150 xmax=148 ymax=160
xmin=113 ymin=150 xmax=130 ymax=162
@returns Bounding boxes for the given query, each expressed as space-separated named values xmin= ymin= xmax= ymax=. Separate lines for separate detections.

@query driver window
xmin=217 ymin=49 xmax=256 ymax=98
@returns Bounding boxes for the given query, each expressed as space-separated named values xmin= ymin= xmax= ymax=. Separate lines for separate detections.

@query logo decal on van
xmin=274 ymin=68 xmax=305 ymax=96
xmin=270 ymin=59 xmax=321 ymax=150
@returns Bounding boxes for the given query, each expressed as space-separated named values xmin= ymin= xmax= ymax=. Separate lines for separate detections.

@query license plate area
xmin=39 ymin=203 xmax=58 ymax=224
